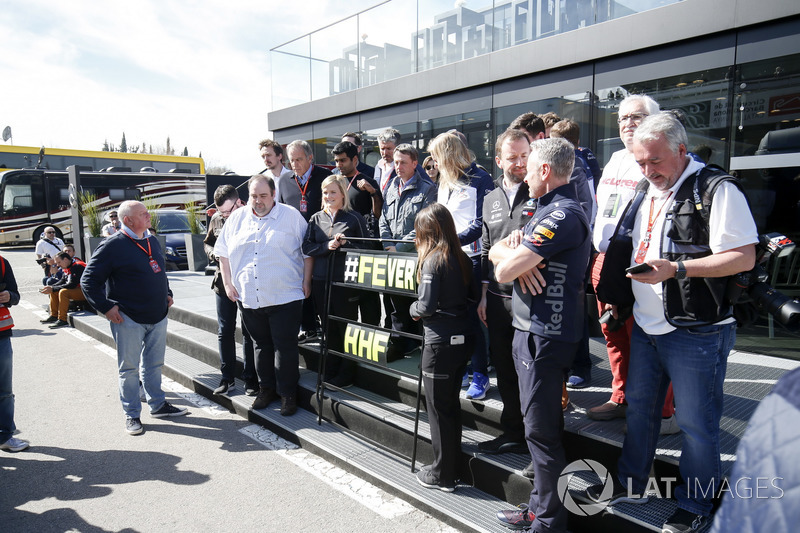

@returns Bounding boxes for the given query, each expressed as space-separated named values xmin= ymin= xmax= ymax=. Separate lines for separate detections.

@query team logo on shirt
xmin=550 ymin=210 xmax=566 ymax=220
xmin=534 ymin=225 xmax=555 ymax=239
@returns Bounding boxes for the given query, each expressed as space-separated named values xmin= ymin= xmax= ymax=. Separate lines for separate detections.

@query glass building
xmin=268 ymin=0 xmax=800 ymax=352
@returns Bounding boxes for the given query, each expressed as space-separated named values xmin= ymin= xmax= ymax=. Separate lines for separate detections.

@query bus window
xmin=3 ymin=184 xmax=32 ymax=212
xmin=108 ymin=188 xmax=128 ymax=201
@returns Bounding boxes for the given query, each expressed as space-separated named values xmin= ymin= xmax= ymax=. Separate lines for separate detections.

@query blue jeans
xmin=619 ymin=322 xmax=735 ymax=516
xmin=216 ymin=292 xmax=256 ymax=383
xmin=110 ymin=312 xmax=168 ymax=418
xmin=0 ymin=337 xmax=15 ymax=444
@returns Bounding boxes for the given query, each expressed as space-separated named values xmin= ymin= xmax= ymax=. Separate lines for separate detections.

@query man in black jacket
xmin=477 ymin=128 xmax=534 ymax=455
xmin=39 ymin=251 xmax=87 ymax=329
xmin=280 ymin=140 xmax=332 ymax=342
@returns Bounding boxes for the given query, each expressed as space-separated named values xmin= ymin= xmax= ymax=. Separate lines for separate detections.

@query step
xmin=70 ymin=311 xmax=520 ymax=533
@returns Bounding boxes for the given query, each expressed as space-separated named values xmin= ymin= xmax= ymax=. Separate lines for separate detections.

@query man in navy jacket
xmin=82 ymin=200 xmax=188 ymax=436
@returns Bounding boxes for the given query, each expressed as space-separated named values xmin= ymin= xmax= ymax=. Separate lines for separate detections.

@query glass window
xmin=730 ymin=53 xmax=800 ymax=237
xmin=593 ymin=66 xmax=732 ymax=168
xmin=356 ymin=0 xmax=415 ymax=88
xmin=271 ymin=36 xmax=311 ymax=109
xmin=311 ymin=16 xmax=358 ymax=100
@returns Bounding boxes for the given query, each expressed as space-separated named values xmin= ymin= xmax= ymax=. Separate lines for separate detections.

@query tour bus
xmin=0 ymin=168 xmax=205 ymax=245
xmin=0 ymin=145 xmax=205 ymax=174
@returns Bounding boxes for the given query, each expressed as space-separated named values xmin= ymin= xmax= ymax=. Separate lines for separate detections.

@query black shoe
xmin=151 ymin=402 xmax=188 ymax=418
xmin=40 ymin=315 xmax=58 ymax=324
xmin=521 ymin=462 xmax=535 ymax=479
xmin=479 ymin=435 xmax=527 ymax=455
xmin=213 ymin=380 xmax=235 ymax=395
xmin=244 ymin=380 xmax=259 ymax=396
xmin=252 ymin=388 xmax=277 ymax=410
xmin=280 ymin=396 xmax=297 ymax=416
xmin=662 ymin=508 xmax=706 ymax=533
xmin=585 ymin=475 xmax=648 ymax=506
xmin=125 ymin=417 xmax=143 ymax=435
xmin=496 ymin=506 xmax=535 ymax=530
xmin=49 ymin=319 xmax=69 ymax=329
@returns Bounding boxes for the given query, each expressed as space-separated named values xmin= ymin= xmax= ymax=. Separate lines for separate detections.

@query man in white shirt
xmin=587 ymin=94 xmax=678 ymax=429
xmin=585 ymin=113 xmax=757 ymax=533
xmin=214 ymin=175 xmax=312 ymax=417
xmin=35 ymin=227 xmax=64 ymax=259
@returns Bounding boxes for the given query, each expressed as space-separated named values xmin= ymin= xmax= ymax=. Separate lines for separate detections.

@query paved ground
xmin=0 ymin=246 xmax=456 ymax=533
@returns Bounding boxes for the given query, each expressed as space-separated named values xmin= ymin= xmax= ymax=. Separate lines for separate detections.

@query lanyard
xmin=124 ymin=232 xmax=152 ymax=259
xmin=294 ymin=175 xmax=310 ymax=196
xmin=634 ymin=191 xmax=673 ymax=264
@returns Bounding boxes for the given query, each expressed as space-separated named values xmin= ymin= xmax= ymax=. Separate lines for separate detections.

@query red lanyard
xmin=294 ymin=175 xmax=310 ymax=197
xmin=124 ymin=232 xmax=152 ymax=259
xmin=634 ymin=192 xmax=673 ymax=264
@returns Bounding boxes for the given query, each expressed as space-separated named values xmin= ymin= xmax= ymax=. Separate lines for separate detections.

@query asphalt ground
xmin=0 ymin=246 xmax=455 ymax=533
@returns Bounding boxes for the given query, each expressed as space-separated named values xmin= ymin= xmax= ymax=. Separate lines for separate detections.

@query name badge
xmin=299 ymin=195 xmax=308 ymax=213
xmin=149 ymin=258 xmax=162 ymax=273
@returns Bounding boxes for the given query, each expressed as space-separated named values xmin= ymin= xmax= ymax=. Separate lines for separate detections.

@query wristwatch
xmin=674 ymin=261 xmax=687 ymax=280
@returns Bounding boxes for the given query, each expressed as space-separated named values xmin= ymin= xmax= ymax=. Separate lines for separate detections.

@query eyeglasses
xmin=617 ymin=113 xmax=648 ymax=125
xmin=425 ymin=165 xmax=435 ymax=171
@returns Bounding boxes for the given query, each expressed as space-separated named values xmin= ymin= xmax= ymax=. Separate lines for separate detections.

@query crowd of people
xmin=6 ymin=93 xmax=762 ymax=533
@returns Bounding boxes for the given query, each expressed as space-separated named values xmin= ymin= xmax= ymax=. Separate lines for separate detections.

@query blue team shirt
xmin=511 ymin=183 xmax=591 ymax=342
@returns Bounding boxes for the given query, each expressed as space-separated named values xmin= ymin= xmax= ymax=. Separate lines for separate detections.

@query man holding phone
xmin=584 ymin=113 xmax=757 ymax=533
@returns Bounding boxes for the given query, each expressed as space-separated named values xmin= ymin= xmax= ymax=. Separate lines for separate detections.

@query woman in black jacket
xmin=302 ymin=175 xmax=368 ymax=387
xmin=410 ymin=203 xmax=477 ymax=492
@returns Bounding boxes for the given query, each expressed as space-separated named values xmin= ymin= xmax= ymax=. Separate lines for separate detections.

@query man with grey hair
xmin=279 ymin=140 xmax=332 ymax=342
xmin=585 ymin=113 xmax=757 ymax=533
xmin=279 ymin=139 xmax=332 ymax=223
xmin=82 ymin=200 xmax=188 ymax=435
xmin=490 ymin=137 xmax=591 ymax=532
xmin=374 ymin=128 xmax=401 ymax=192
xmin=587 ymin=94 xmax=680 ymax=429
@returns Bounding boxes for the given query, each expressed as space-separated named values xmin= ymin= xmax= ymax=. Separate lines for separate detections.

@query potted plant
xmin=142 ymin=198 xmax=167 ymax=256
xmin=183 ymin=201 xmax=208 ymax=271
xmin=79 ymin=190 xmax=104 ymax=257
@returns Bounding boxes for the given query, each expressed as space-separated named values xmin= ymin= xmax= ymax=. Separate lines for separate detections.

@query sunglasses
xmin=110 ymin=214 xmax=118 ymax=218
xmin=425 ymin=165 xmax=436 ymax=171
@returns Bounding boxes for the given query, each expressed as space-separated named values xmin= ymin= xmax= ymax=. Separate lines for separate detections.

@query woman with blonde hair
xmin=410 ymin=203 xmax=476 ymax=492
xmin=302 ymin=175 xmax=368 ymax=387
xmin=427 ymin=132 xmax=494 ymax=400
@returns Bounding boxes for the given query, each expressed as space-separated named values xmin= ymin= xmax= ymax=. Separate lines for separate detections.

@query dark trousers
xmin=358 ymin=291 xmax=381 ymax=327
xmin=422 ymin=338 xmax=472 ymax=485
xmin=216 ymin=292 xmax=256 ymax=383
xmin=569 ymin=312 xmax=592 ymax=380
xmin=312 ymin=280 xmax=359 ymax=380
xmin=240 ymin=300 xmax=302 ymax=398
xmin=389 ymin=294 xmax=420 ymax=352
xmin=513 ymin=330 xmax=576 ymax=533
xmin=301 ymin=295 xmax=318 ymax=332
xmin=486 ymin=292 xmax=525 ymax=441
xmin=467 ymin=256 xmax=488 ymax=375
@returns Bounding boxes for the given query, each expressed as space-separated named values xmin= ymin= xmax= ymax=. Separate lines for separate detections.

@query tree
xmin=182 ymin=147 xmax=188 ymax=156
xmin=120 ymin=132 xmax=128 ymax=153
xmin=165 ymin=136 xmax=174 ymax=155
xmin=102 ymin=139 xmax=110 ymax=152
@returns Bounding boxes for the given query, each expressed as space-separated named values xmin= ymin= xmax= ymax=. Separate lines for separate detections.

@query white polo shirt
xmin=214 ymin=202 xmax=308 ymax=309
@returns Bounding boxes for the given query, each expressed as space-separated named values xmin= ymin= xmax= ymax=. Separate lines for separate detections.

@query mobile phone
xmin=625 ymin=263 xmax=653 ymax=275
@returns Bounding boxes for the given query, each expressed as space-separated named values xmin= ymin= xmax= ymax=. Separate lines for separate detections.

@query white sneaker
xmin=0 ymin=437 xmax=30 ymax=452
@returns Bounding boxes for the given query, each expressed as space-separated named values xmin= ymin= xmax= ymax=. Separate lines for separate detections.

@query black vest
xmin=660 ymin=165 xmax=745 ymax=327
